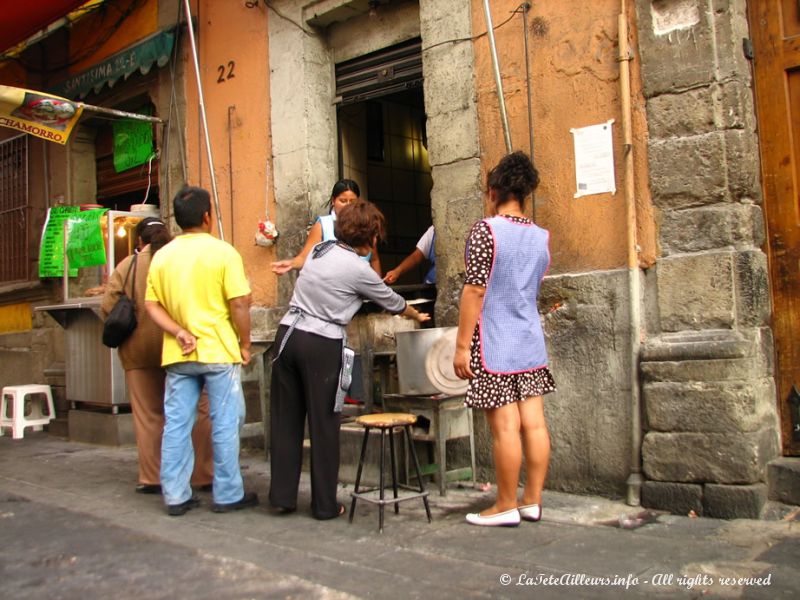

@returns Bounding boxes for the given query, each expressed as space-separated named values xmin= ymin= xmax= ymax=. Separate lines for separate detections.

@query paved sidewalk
xmin=0 ymin=433 xmax=798 ymax=599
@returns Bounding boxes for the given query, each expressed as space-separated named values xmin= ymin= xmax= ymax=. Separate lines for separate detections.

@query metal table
xmin=382 ymin=392 xmax=476 ymax=496
xmin=37 ymin=298 xmax=127 ymax=407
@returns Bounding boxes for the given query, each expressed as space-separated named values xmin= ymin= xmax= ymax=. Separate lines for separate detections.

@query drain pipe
xmin=482 ymin=0 xmax=513 ymax=153
xmin=521 ymin=2 xmax=536 ymax=222
xmin=619 ymin=0 xmax=644 ymax=506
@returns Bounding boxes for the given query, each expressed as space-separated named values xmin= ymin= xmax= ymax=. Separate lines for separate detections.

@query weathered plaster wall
xmin=268 ymin=0 xmax=435 ymax=329
xmin=461 ymin=0 xmax=657 ymax=495
xmin=184 ymin=0 xmax=275 ymax=310
xmin=267 ymin=1 xmax=339 ymax=326
xmin=418 ymin=0 xmax=483 ymax=326
xmin=471 ymin=0 xmax=656 ymax=273
xmin=539 ymin=270 xmax=634 ymax=494
xmin=263 ymin=1 xmax=649 ymax=495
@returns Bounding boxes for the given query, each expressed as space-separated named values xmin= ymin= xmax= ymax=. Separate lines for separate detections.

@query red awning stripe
xmin=0 ymin=0 xmax=90 ymax=54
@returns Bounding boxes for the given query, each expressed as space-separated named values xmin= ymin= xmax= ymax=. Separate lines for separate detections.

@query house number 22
xmin=217 ymin=61 xmax=236 ymax=83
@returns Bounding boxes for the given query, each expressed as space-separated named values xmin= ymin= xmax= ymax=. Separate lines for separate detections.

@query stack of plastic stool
xmin=0 ymin=385 xmax=56 ymax=439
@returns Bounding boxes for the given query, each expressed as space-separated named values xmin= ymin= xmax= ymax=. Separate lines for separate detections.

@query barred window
xmin=0 ymin=135 xmax=29 ymax=283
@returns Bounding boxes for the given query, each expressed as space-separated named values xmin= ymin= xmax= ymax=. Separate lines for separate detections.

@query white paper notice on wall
xmin=570 ymin=119 xmax=616 ymax=198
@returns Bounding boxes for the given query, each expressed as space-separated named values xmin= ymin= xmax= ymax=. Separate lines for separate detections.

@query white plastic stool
xmin=0 ymin=385 xmax=56 ymax=439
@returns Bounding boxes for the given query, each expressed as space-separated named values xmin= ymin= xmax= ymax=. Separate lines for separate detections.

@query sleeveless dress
xmin=464 ymin=215 xmax=556 ymax=409
xmin=318 ymin=213 xmax=372 ymax=262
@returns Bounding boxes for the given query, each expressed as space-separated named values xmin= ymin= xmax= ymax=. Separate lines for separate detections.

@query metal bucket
xmin=395 ymin=327 xmax=456 ymax=395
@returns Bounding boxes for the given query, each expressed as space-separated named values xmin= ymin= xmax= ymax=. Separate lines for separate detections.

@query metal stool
xmin=349 ymin=413 xmax=432 ymax=533
xmin=1 ymin=384 xmax=56 ymax=439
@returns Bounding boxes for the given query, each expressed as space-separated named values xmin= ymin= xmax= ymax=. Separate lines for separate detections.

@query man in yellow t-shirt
xmin=145 ymin=186 xmax=258 ymax=516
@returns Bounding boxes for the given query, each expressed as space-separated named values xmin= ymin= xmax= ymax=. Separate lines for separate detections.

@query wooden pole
xmin=79 ymin=103 xmax=162 ymax=123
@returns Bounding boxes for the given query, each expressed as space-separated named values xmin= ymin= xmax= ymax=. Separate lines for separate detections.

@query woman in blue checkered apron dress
xmin=454 ymin=151 xmax=556 ymax=528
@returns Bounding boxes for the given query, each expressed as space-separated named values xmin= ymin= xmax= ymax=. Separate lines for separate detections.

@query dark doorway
xmin=336 ymin=38 xmax=432 ymax=283
xmin=337 ymin=65 xmax=432 ymax=283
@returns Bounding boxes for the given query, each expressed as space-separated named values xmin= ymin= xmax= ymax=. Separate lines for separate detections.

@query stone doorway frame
xmin=268 ymin=0 xmax=484 ymax=323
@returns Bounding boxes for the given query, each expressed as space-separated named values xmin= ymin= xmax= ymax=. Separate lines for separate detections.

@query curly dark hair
xmin=486 ymin=151 xmax=540 ymax=204
xmin=334 ymin=200 xmax=386 ymax=248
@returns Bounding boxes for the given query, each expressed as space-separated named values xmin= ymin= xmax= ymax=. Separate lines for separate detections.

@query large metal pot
xmin=395 ymin=327 xmax=457 ymax=395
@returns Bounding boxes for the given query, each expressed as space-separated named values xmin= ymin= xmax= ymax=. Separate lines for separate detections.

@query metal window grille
xmin=0 ymin=135 xmax=29 ymax=283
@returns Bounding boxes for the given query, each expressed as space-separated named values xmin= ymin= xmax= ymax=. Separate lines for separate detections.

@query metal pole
xmin=482 ymin=0 xmax=513 ymax=153
xmin=228 ymin=105 xmax=235 ymax=245
xmin=522 ymin=2 xmax=534 ymax=162
xmin=182 ymin=0 xmax=225 ymax=240
xmin=619 ymin=0 xmax=643 ymax=507
xmin=521 ymin=1 xmax=535 ymax=221
xmin=78 ymin=103 xmax=163 ymax=123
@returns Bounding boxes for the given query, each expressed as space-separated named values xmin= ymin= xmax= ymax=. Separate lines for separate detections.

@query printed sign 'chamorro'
xmin=0 ymin=85 xmax=84 ymax=145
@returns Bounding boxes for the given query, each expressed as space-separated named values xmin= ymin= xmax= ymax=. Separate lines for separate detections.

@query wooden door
xmin=749 ymin=0 xmax=800 ymax=455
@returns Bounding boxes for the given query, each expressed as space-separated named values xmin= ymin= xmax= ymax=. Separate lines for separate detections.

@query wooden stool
xmin=349 ymin=413 xmax=432 ymax=533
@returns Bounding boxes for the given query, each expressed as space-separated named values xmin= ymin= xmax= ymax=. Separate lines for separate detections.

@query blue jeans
xmin=161 ymin=362 xmax=245 ymax=506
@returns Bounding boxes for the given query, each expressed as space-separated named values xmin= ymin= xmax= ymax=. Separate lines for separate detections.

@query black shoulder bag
xmin=102 ymin=254 xmax=139 ymax=348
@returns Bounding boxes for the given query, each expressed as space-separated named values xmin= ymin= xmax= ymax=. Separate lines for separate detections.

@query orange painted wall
xmin=184 ymin=0 xmax=275 ymax=305
xmin=69 ymin=0 xmax=158 ymax=74
xmin=471 ymin=0 xmax=656 ymax=273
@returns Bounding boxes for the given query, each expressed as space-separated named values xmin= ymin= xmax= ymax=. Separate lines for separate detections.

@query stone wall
xmin=634 ymin=0 xmax=780 ymax=517
xmin=267 ymin=0 xmax=484 ymax=329
xmin=262 ymin=1 xmax=782 ymax=510
xmin=538 ymin=270 xmax=634 ymax=495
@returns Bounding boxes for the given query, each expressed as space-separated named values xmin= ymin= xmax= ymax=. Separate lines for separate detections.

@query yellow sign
xmin=0 ymin=85 xmax=84 ymax=145
xmin=0 ymin=303 xmax=32 ymax=334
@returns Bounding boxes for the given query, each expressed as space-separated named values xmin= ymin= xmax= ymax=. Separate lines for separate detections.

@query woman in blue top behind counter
xmin=271 ymin=179 xmax=382 ymax=276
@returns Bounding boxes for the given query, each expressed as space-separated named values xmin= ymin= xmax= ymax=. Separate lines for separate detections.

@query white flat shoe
xmin=465 ymin=508 xmax=521 ymax=527
xmin=518 ymin=503 xmax=541 ymax=522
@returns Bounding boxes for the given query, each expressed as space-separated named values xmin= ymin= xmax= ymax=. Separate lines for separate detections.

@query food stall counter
xmin=37 ymin=297 xmax=127 ymax=407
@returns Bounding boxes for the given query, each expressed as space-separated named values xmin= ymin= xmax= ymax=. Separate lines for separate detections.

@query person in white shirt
xmin=383 ymin=225 xmax=436 ymax=285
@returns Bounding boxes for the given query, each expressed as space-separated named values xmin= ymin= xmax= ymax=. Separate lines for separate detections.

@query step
xmin=767 ymin=457 xmax=800 ymax=505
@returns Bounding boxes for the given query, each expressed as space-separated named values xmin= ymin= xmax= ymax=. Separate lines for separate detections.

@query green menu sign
xmin=38 ymin=206 xmax=80 ymax=278
xmin=113 ymin=112 xmax=153 ymax=173
xmin=66 ymin=209 xmax=108 ymax=268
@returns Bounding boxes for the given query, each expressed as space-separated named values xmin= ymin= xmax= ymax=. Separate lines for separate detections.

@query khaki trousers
xmin=126 ymin=367 xmax=214 ymax=486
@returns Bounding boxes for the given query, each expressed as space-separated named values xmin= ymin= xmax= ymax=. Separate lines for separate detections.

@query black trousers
xmin=269 ymin=325 xmax=343 ymax=519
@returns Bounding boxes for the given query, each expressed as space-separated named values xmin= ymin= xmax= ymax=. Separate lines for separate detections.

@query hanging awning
xmin=0 ymin=0 xmax=90 ymax=54
xmin=50 ymin=29 xmax=175 ymax=100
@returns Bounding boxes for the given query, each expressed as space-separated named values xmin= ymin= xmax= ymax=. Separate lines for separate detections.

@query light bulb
xmin=116 ymin=225 xmax=126 ymax=238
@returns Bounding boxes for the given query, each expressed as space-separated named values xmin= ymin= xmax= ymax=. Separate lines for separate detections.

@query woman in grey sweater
xmin=269 ymin=201 xmax=429 ymax=519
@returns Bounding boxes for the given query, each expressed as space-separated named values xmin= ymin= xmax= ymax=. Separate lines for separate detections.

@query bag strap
xmin=120 ymin=253 xmax=138 ymax=306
